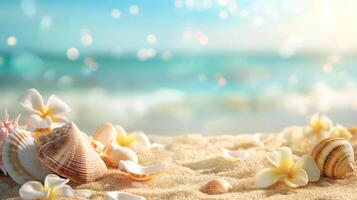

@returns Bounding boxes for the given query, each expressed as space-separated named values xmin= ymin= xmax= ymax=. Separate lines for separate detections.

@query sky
xmin=1 ymin=0 xmax=357 ymax=56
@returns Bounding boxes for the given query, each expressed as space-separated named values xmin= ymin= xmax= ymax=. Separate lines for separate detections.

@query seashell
xmin=38 ymin=122 xmax=107 ymax=183
xmin=203 ymin=178 xmax=232 ymax=195
xmin=222 ymin=148 xmax=249 ymax=161
xmin=104 ymin=191 xmax=145 ymax=200
xmin=252 ymin=133 xmax=274 ymax=146
xmin=0 ymin=110 xmax=25 ymax=175
xmin=119 ymin=160 xmax=165 ymax=181
xmin=311 ymin=137 xmax=354 ymax=178
xmin=2 ymin=129 xmax=52 ymax=184
xmin=102 ymin=143 xmax=138 ymax=167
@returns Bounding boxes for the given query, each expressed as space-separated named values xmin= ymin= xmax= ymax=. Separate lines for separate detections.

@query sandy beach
xmin=0 ymin=127 xmax=356 ymax=200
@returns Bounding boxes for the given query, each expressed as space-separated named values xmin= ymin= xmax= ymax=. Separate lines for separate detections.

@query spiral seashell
xmin=311 ymin=137 xmax=354 ymax=178
xmin=203 ymin=178 xmax=232 ymax=195
xmin=38 ymin=122 xmax=107 ymax=183
xmin=2 ymin=129 xmax=52 ymax=184
xmin=0 ymin=110 xmax=25 ymax=175
xmin=119 ymin=160 xmax=165 ymax=181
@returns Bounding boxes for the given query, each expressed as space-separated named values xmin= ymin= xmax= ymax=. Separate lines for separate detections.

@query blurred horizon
xmin=1 ymin=0 xmax=357 ymax=135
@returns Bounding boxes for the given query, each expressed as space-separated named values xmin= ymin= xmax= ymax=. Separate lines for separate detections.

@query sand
xmin=2 ymin=128 xmax=357 ymax=200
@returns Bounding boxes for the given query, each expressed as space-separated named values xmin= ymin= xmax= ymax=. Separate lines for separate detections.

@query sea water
xmin=0 ymin=52 xmax=357 ymax=135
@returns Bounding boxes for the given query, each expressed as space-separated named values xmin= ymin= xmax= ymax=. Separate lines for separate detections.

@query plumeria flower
xmin=18 ymin=88 xmax=70 ymax=136
xmin=255 ymin=147 xmax=320 ymax=188
xmin=331 ymin=124 xmax=352 ymax=140
xmin=93 ymin=123 xmax=151 ymax=149
xmin=303 ymin=113 xmax=333 ymax=142
xmin=19 ymin=174 xmax=74 ymax=200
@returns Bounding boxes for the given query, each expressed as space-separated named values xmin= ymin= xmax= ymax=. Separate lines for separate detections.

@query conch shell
xmin=119 ymin=160 xmax=165 ymax=181
xmin=203 ymin=178 xmax=232 ymax=194
xmin=38 ymin=122 xmax=107 ymax=183
xmin=311 ymin=137 xmax=354 ymax=178
xmin=2 ymin=129 xmax=52 ymax=184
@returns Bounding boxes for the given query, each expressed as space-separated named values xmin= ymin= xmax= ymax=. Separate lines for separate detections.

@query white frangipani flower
xmin=255 ymin=147 xmax=320 ymax=188
xmin=19 ymin=174 xmax=74 ymax=200
xmin=303 ymin=113 xmax=333 ymax=142
xmin=18 ymin=88 xmax=70 ymax=132
xmin=331 ymin=124 xmax=352 ymax=140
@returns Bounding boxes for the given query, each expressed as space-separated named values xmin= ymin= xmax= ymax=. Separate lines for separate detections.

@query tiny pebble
xmin=104 ymin=183 xmax=110 ymax=189
xmin=151 ymin=143 xmax=165 ymax=148
xmin=320 ymin=181 xmax=332 ymax=187
xmin=75 ymin=189 xmax=93 ymax=198
xmin=131 ymin=182 xmax=144 ymax=188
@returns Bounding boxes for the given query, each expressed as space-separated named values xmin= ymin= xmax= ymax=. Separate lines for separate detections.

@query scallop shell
xmin=2 ymin=129 xmax=52 ymax=184
xmin=119 ymin=160 xmax=165 ymax=181
xmin=311 ymin=137 xmax=354 ymax=178
xmin=203 ymin=178 xmax=232 ymax=195
xmin=38 ymin=122 xmax=107 ymax=183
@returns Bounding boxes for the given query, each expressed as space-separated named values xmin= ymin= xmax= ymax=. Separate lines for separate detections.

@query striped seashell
xmin=203 ymin=178 xmax=232 ymax=195
xmin=311 ymin=137 xmax=354 ymax=178
xmin=38 ymin=122 xmax=107 ymax=183
xmin=2 ymin=129 xmax=52 ymax=184
xmin=119 ymin=160 xmax=165 ymax=181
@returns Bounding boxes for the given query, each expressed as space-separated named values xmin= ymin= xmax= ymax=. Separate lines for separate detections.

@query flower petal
xmin=25 ymin=114 xmax=51 ymax=129
xmin=294 ymin=155 xmax=320 ymax=182
xmin=50 ymin=115 xmax=68 ymax=129
xmin=266 ymin=147 xmax=292 ymax=168
xmin=283 ymin=168 xmax=308 ymax=188
xmin=44 ymin=174 xmax=69 ymax=189
xmin=114 ymin=125 xmax=127 ymax=137
xmin=54 ymin=184 xmax=74 ymax=197
xmin=18 ymin=89 xmax=45 ymax=115
xmin=46 ymin=95 xmax=71 ymax=115
xmin=131 ymin=131 xmax=151 ymax=148
xmin=19 ymin=181 xmax=47 ymax=200
xmin=332 ymin=124 xmax=352 ymax=140
xmin=92 ymin=123 xmax=117 ymax=147
xmin=255 ymin=168 xmax=280 ymax=188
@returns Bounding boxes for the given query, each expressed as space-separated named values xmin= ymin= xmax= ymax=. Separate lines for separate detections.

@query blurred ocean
xmin=1 ymin=52 xmax=357 ymax=135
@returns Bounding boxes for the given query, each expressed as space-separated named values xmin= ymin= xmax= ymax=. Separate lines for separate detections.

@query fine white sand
xmin=2 ymin=127 xmax=357 ymax=200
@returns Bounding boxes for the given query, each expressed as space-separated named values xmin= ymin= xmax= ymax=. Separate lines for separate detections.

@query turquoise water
xmin=0 ymin=52 xmax=357 ymax=134
xmin=1 ymin=52 xmax=356 ymax=92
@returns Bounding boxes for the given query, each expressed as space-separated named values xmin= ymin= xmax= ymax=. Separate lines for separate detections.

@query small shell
xmin=119 ymin=160 xmax=165 ymax=181
xmin=222 ymin=148 xmax=249 ymax=161
xmin=104 ymin=191 xmax=145 ymax=200
xmin=203 ymin=178 xmax=232 ymax=195
xmin=2 ymin=129 xmax=52 ymax=184
xmin=38 ymin=122 xmax=107 ymax=183
xmin=311 ymin=137 xmax=354 ymax=178
xmin=102 ymin=143 xmax=138 ymax=167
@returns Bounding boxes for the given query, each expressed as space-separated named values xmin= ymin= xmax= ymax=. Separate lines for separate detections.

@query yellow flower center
xmin=45 ymin=188 xmax=58 ymax=200
xmin=33 ymin=128 xmax=52 ymax=140
xmin=312 ymin=120 xmax=324 ymax=137
xmin=115 ymin=134 xmax=136 ymax=147
xmin=276 ymin=157 xmax=294 ymax=178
